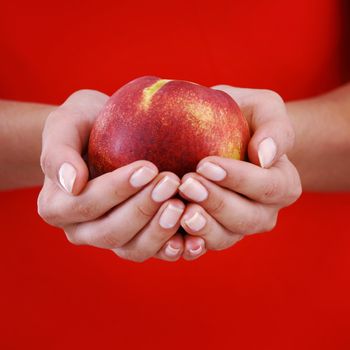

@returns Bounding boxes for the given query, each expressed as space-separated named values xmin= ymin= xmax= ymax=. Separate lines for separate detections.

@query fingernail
xmin=152 ymin=176 xmax=180 ymax=202
xmin=185 ymin=212 xmax=206 ymax=232
xmin=159 ymin=204 xmax=184 ymax=229
xmin=130 ymin=166 xmax=157 ymax=187
xmin=258 ymin=137 xmax=277 ymax=168
xmin=197 ymin=162 xmax=226 ymax=181
xmin=189 ymin=241 xmax=204 ymax=256
xmin=179 ymin=178 xmax=208 ymax=202
xmin=165 ymin=243 xmax=181 ymax=257
xmin=58 ymin=162 xmax=76 ymax=194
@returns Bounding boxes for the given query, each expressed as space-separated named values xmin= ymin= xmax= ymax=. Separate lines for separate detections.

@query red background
xmin=1 ymin=0 xmax=350 ymax=349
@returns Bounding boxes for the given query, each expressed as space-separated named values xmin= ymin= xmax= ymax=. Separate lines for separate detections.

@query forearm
xmin=287 ymin=83 xmax=350 ymax=191
xmin=0 ymin=100 xmax=56 ymax=190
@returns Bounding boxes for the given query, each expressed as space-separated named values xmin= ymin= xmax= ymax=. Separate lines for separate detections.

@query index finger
xmin=38 ymin=160 xmax=159 ymax=227
xmin=196 ymin=155 xmax=302 ymax=205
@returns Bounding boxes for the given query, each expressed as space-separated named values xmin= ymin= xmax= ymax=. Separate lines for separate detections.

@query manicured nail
xmin=258 ymin=137 xmax=277 ymax=168
xmin=179 ymin=178 xmax=208 ymax=202
xmin=185 ymin=212 xmax=206 ymax=232
xmin=165 ymin=243 xmax=181 ymax=257
xmin=58 ymin=162 xmax=76 ymax=194
xmin=159 ymin=204 xmax=184 ymax=229
xmin=197 ymin=162 xmax=226 ymax=181
xmin=152 ymin=176 xmax=180 ymax=202
xmin=189 ymin=241 xmax=204 ymax=256
xmin=130 ymin=166 xmax=157 ymax=187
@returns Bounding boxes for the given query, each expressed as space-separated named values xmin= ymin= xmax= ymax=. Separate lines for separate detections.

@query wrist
xmin=0 ymin=100 xmax=57 ymax=189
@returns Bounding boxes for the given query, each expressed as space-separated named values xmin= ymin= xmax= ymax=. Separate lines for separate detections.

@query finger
xmin=63 ymin=172 xmax=180 ymax=249
xmin=37 ymin=176 xmax=61 ymax=224
xmin=154 ymin=233 xmax=185 ymax=262
xmin=211 ymin=86 xmax=294 ymax=168
xmin=179 ymin=173 xmax=277 ymax=235
xmin=182 ymin=235 xmax=207 ymax=261
xmin=196 ymin=155 xmax=302 ymax=205
xmin=113 ymin=199 xmax=185 ymax=263
xmin=37 ymin=160 xmax=159 ymax=226
xmin=41 ymin=90 xmax=109 ymax=195
xmin=181 ymin=203 xmax=243 ymax=254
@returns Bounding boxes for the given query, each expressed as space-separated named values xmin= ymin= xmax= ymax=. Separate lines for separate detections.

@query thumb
xmin=211 ymin=85 xmax=294 ymax=168
xmin=40 ymin=89 xmax=109 ymax=195
xmin=248 ymin=117 xmax=294 ymax=169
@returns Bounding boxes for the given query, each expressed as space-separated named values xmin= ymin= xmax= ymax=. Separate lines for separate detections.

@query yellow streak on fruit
xmin=219 ymin=142 xmax=241 ymax=159
xmin=185 ymin=102 xmax=214 ymax=129
xmin=142 ymin=79 xmax=171 ymax=109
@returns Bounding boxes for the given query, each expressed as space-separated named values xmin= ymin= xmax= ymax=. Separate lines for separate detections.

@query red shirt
xmin=1 ymin=0 xmax=349 ymax=349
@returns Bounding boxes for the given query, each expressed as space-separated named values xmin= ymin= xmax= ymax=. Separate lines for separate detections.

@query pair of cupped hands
xmin=38 ymin=85 xmax=302 ymax=262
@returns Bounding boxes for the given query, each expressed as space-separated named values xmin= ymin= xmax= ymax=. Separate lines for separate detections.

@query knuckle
xmin=236 ymin=206 xmax=264 ymax=234
xmin=112 ymin=184 xmax=132 ymax=203
xmin=134 ymin=202 xmax=154 ymax=220
xmin=228 ymin=219 xmax=245 ymax=235
xmin=63 ymin=90 xmax=94 ymax=107
xmin=227 ymin=171 xmax=245 ymax=190
xmin=281 ymin=166 xmax=302 ymax=205
xmin=75 ymin=201 xmax=98 ymax=220
xmin=100 ymin=232 xmax=124 ymax=249
xmin=208 ymin=197 xmax=226 ymax=216
xmin=261 ymin=89 xmax=284 ymax=104
xmin=287 ymin=178 xmax=302 ymax=204
xmin=294 ymin=182 xmax=303 ymax=199
xmin=38 ymin=207 xmax=54 ymax=224
xmin=40 ymin=152 xmax=53 ymax=175
xmin=148 ymin=227 xmax=174 ymax=250
xmin=261 ymin=178 xmax=280 ymax=202
xmin=37 ymin=193 xmax=61 ymax=225
xmin=68 ymin=89 xmax=104 ymax=102
xmin=234 ymin=220 xmax=253 ymax=235
xmin=68 ymin=89 xmax=89 ymax=99
xmin=64 ymin=228 xmax=83 ymax=246
xmin=43 ymin=108 xmax=65 ymax=129
xmin=37 ymin=192 xmax=47 ymax=217
xmin=63 ymin=90 xmax=108 ymax=114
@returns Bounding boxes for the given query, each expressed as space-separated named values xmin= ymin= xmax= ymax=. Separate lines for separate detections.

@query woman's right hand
xmin=38 ymin=90 xmax=186 ymax=262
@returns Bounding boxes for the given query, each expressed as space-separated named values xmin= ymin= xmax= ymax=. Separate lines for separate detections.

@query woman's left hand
xmin=155 ymin=86 xmax=302 ymax=261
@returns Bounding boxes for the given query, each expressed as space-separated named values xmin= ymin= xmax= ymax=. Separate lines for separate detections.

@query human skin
xmin=0 ymin=100 xmax=53 ymax=188
xmin=1 ymin=83 xmax=349 ymax=261
xmin=287 ymin=83 xmax=350 ymax=191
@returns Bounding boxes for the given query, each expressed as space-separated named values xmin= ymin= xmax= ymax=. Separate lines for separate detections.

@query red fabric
xmin=1 ymin=1 xmax=349 ymax=349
